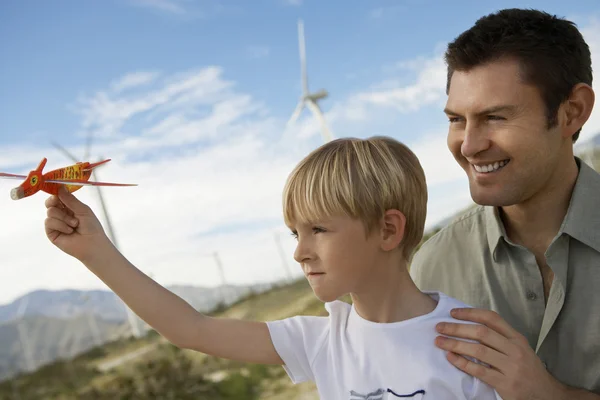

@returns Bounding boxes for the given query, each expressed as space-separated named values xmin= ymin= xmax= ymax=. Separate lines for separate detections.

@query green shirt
xmin=410 ymin=158 xmax=600 ymax=393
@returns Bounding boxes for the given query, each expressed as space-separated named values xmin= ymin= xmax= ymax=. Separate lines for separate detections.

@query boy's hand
xmin=45 ymin=186 xmax=110 ymax=263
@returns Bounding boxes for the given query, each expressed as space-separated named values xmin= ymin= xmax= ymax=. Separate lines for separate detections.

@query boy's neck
xmin=350 ymin=260 xmax=437 ymax=323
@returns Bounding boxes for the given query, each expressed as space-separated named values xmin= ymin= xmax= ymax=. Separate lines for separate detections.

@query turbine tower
xmin=51 ymin=135 xmax=142 ymax=338
xmin=16 ymin=296 xmax=35 ymax=372
xmin=286 ymin=19 xmax=334 ymax=143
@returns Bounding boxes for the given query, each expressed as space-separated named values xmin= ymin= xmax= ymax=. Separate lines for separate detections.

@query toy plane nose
xmin=10 ymin=187 xmax=24 ymax=200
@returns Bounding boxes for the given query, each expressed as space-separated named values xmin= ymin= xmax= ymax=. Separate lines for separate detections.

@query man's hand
xmin=434 ymin=307 xmax=572 ymax=400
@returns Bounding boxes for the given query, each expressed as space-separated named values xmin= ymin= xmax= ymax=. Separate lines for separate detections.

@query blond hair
xmin=283 ymin=136 xmax=427 ymax=261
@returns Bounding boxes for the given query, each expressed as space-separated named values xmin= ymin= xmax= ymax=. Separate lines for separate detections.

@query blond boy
xmin=44 ymin=136 xmax=496 ymax=399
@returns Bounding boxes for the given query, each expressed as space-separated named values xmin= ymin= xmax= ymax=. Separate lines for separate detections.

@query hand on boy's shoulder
xmin=44 ymin=186 xmax=111 ymax=263
xmin=434 ymin=306 xmax=567 ymax=400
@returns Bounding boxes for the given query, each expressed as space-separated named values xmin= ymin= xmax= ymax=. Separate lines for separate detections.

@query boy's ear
xmin=380 ymin=209 xmax=406 ymax=251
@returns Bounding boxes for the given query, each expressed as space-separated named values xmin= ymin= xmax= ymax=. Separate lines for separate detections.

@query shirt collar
xmin=561 ymin=158 xmax=600 ymax=252
xmin=485 ymin=157 xmax=600 ymax=259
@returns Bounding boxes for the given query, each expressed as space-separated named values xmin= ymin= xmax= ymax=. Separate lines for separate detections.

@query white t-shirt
xmin=266 ymin=291 xmax=498 ymax=400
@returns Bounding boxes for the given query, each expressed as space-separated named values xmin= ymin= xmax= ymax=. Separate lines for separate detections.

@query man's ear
xmin=380 ymin=209 xmax=406 ymax=251
xmin=561 ymin=83 xmax=595 ymax=139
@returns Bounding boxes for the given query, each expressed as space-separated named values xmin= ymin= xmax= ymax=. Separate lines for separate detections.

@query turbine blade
xmin=298 ymin=19 xmax=308 ymax=95
xmin=305 ymin=100 xmax=334 ymax=142
xmin=84 ymin=130 xmax=93 ymax=161
xmin=51 ymin=141 xmax=79 ymax=163
xmin=90 ymin=165 xmax=119 ymax=247
xmin=287 ymin=101 xmax=305 ymax=127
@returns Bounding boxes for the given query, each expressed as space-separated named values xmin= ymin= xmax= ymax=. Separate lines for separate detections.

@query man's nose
xmin=461 ymin=123 xmax=491 ymax=159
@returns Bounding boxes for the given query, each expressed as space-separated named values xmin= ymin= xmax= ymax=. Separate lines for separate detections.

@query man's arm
xmin=435 ymin=308 xmax=600 ymax=400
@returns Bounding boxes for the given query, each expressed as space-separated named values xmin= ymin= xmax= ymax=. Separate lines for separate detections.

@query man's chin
xmin=469 ymin=186 xmax=511 ymax=207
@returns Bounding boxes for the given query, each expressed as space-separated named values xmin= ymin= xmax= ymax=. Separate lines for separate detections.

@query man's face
xmin=290 ymin=215 xmax=382 ymax=303
xmin=445 ymin=58 xmax=567 ymax=207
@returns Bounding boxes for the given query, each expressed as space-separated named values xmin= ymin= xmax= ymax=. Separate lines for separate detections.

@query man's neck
xmin=501 ymin=157 xmax=579 ymax=252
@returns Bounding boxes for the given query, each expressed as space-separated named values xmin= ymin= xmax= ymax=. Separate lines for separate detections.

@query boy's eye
xmin=312 ymin=227 xmax=326 ymax=234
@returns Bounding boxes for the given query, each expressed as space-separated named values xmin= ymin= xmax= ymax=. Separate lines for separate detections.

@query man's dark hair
xmin=445 ymin=8 xmax=592 ymax=142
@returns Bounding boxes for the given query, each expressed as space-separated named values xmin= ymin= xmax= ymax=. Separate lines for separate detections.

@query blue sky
xmin=3 ymin=0 xmax=596 ymax=149
xmin=1 ymin=0 xmax=600 ymax=305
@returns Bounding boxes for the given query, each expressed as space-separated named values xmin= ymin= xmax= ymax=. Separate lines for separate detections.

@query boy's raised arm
xmin=44 ymin=187 xmax=283 ymax=366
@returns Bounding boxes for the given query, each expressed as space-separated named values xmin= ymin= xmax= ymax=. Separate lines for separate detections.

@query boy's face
xmin=290 ymin=215 xmax=382 ymax=303
xmin=445 ymin=58 xmax=568 ymax=207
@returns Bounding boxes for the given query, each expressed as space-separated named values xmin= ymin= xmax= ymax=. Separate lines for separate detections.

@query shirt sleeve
xmin=266 ymin=314 xmax=329 ymax=384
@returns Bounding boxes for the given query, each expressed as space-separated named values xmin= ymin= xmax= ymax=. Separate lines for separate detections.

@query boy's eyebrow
xmin=443 ymin=104 xmax=519 ymax=117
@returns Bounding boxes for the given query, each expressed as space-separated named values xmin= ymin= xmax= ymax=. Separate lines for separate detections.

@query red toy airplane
xmin=0 ymin=158 xmax=137 ymax=200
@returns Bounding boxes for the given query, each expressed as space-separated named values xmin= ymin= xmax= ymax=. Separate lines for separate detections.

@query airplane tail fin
xmin=84 ymin=159 xmax=111 ymax=171
xmin=36 ymin=158 xmax=47 ymax=172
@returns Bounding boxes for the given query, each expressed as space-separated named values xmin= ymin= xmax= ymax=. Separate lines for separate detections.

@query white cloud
xmin=71 ymin=67 xmax=235 ymax=140
xmin=352 ymin=54 xmax=446 ymax=112
xmin=110 ymin=71 xmax=161 ymax=93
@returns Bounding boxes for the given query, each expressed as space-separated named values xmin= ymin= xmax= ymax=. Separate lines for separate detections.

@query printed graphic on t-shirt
xmin=349 ymin=388 xmax=425 ymax=399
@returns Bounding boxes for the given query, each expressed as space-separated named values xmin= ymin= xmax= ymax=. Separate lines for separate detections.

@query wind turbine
xmin=16 ymin=296 xmax=35 ymax=373
xmin=273 ymin=232 xmax=294 ymax=283
xmin=51 ymin=135 xmax=142 ymax=339
xmin=286 ymin=19 xmax=334 ymax=143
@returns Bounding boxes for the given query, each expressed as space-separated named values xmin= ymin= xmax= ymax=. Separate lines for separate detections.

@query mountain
xmin=0 ymin=281 xmax=277 ymax=381
xmin=0 ymin=313 xmax=127 ymax=381
xmin=0 ymin=289 xmax=127 ymax=324
xmin=0 ymin=282 xmax=274 ymax=325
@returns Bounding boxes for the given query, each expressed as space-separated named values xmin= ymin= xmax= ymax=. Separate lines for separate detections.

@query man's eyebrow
xmin=443 ymin=105 xmax=519 ymax=116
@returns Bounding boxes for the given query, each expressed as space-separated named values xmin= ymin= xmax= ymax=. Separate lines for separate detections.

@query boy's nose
xmin=293 ymin=241 xmax=314 ymax=264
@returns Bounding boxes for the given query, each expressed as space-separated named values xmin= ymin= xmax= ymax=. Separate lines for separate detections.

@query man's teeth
xmin=473 ymin=160 xmax=509 ymax=173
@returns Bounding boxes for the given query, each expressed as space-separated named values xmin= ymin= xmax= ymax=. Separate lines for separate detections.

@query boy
xmin=44 ymin=136 xmax=497 ymax=399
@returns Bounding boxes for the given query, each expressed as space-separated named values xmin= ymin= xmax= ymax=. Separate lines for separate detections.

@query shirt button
xmin=526 ymin=291 xmax=537 ymax=301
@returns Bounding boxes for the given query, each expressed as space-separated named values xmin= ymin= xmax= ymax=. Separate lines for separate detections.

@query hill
xmin=0 ymin=282 xmax=273 ymax=381
xmin=0 ymin=279 xmax=326 ymax=399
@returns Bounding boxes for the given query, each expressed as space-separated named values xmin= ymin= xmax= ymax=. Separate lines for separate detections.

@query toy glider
xmin=0 ymin=158 xmax=137 ymax=200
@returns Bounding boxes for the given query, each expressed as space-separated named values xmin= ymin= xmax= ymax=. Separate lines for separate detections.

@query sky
xmin=1 ymin=0 xmax=600 ymax=305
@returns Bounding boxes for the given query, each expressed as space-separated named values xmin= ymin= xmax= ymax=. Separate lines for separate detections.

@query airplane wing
xmin=0 ymin=172 xmax=27 ymax=180
xmin=45 ymin=178 xmax=137 ymax=187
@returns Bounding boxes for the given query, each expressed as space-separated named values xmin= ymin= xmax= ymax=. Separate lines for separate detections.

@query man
xmin=410 ymin=8 xmax=600 ymax=400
